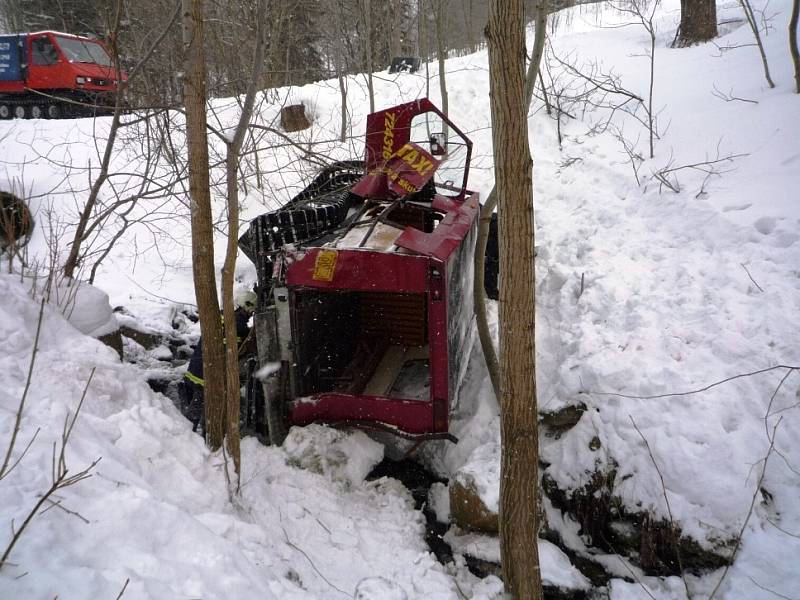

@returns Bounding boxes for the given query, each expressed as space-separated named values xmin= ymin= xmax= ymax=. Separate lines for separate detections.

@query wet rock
xmin=97 ymin=329 xmax=123 ymax=359
xmin=119 ymin=324 xmax=164 ymax=350
xmin=463 ymin=554 xmax=502 ymax=579
xmin=541 ymin=402 xmax=587 ymax=438
xmin=146 ymin=374 xmax=184 ymax=406
xmin=542 ymin=470 xmax=733 ymax=576
xmin=449 ymin=477 xmax=498 ymax=534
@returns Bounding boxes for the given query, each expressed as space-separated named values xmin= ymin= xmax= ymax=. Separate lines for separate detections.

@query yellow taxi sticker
xmin=312 ymin=249 xmax=338 ymax=282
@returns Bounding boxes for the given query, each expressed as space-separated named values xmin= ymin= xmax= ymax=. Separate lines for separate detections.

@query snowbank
xmin=0 ymin=274 xmax=470 ymax=599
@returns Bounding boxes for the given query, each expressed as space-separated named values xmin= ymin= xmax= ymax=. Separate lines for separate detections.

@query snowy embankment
xmin=1 ymin=0 xmax=799 ymax=597
xmin=0 ymin=275 xmax=473 ymax=598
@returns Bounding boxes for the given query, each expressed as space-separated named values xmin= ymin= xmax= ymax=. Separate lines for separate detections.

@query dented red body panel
xmin=285 ymin=191 xmax=480 ymax=438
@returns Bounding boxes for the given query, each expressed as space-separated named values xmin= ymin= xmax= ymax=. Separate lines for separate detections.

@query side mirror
xmin=430 ymin=132 xmax=447 ymax=156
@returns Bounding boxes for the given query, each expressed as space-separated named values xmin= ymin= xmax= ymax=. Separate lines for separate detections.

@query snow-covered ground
xmin=1 ymin=0 xmax=799 ymax=597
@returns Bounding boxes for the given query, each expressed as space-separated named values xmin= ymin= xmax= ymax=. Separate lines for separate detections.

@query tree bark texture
xmin=183 ymin=0 xmax=225 ymax=449
xmin=475 ymin=0 xmax=547 ymax=405
xmin=486 ymin=0 xmax=543 ymax=598
xmin=676 ymin=0 xmax=718 ymax=46
xmin=789 ymin=0 xmax=799 ymax=92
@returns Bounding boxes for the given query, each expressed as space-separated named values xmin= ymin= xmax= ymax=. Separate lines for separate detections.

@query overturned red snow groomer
xmin=239 ymin=99 xmax=482 ymax=445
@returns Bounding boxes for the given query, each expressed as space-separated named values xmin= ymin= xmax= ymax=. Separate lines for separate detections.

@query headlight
xmin=76 ymin=76 xmax=88 ymax=84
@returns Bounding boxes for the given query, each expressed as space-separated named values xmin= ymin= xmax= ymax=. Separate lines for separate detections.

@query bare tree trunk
xmin=675 ymin=0 xmax=718 ymax=46
xmin=62 ymin=2 xmax=125 ymax=280
xmin=339 ymin=73 xmax=348 ymax=142
xmin=473 ymin=189 xmax=501 ymax=397
xmin=486 ymin=0 xmax=543 ymax=597
xmin=220 ymin=0 xmax=267 ymax=479
xmin=335 ymin=33 xmax=348 ymax=142
xmin=62 ymin=0 xmax=181 ymax=281
xmin=476 ymin=0 xmax=547 ymax=403
xmin=363 ymin=0 xmax=375 ymax=113
xmin=524 ymin=0 xmax=547 ymax=111
xmin=464 ymin=0 xmax=475 ymax=52
xmin=647 ymin=8 xmax=656 ymax=159
xmin=740 ymin=0 xmax=776 ymax=88
xmin=792 ymin=0 xmax=800 ymax=93
xmin=433 ymin=0 xmax=449 ymax=126
xmin=419 ymin=0 xmax=432 ymax=99
xmin=389 ymin=0 xmax=402 ymax=57
xmin=183 ymin=0 xmax=225 ymax=449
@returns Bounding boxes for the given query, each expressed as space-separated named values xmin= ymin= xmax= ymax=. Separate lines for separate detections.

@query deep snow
xmin=1 ymin=0 xmax=799 ymax=598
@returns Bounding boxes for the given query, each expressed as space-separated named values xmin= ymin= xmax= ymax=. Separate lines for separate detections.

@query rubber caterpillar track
xmin=239 ymin=161 xmax=365 ymax=294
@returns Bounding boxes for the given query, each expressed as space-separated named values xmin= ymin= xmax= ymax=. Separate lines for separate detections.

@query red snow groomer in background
xmin=239 ymin=99 xmax=482 ymax=445
xmin=0 ymin=31 xmax=124 ymax=119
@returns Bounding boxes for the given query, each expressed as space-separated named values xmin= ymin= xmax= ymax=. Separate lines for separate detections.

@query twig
xmin=280 ymin=526 xmax=348 ymax=596
xmin=746 ymin=577 xmax=798 ymax=600
xmin=586 ymin=365 xmax=799 ymax=400
xmin=600 ymin=532 xmax=658 ymax=600
xmin=763 ymin=369 xmax=794 ymax=436
xmin=708 ymin=418 xmax=782 ymax=599
xmin=738 ymin=0 xmax=776 ymax=88
xmin=41 ymin=498 xmax=91 ymax=524
xmin=115 ymin=578 xmax=130 ymax=600
xmin=630 ymin=416 xmax=691 ymax=599
xmin=122 ymin=275 xmax=197 ymax=308
xmin=765 ymin=517 xmax=800 ymax=538
xmin=652 ymin=151 xmax=748 ymax=195
xmin=711 ymin=85 xmax=759 ymax=105
xmin=1 ymin=298 xmax=45 ymax=480
xmin=740 ymin=263 xmax=764 ymax=292
xmin=277 ymin=508 xmax=347 ymax=596
xmin=0 ymin=428 xmax=40 ymax=483
xmin=1 ymin=369 xmax=100 ymax=570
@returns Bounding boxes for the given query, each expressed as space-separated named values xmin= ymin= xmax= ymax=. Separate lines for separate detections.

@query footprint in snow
xmin=354 ymin=577 xmax=408 ymax=600
xmin=721 ymin=203 xmax=752 ymax=212
xmin=753 ymin=216 xmax=777 ymax=235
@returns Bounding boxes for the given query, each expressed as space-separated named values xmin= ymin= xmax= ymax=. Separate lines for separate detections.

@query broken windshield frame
xmin=55 ymin=35 xmax=113 ymax=67
xmin=406 ymin=107 xmax=472 ymax=200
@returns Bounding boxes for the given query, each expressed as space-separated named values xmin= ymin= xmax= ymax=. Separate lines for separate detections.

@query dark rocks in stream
xmin=368 ymin=459 xmax=453 ymax=566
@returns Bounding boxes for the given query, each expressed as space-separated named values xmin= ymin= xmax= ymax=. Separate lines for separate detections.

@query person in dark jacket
xmin=183 ymin=290 xmax=256 ymax=433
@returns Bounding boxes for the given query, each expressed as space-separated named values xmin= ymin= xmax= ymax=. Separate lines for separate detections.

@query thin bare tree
xmin=792 ymin=0 xmax=800 ymax=93
xmin=182 ymin=0 xmax=226 ymax=449
xmin=432 ymin=0 xmax=450 ymax=127
xmin=475 ymin=0 xmax=548 ymax=401
xmin=362 ymin=0 xmax=375 ymax=113
xmin=219 ymin=0 xmax=268 ymax=478
xmin=739 ymin=0 xmax=776 ymax=88
xmin=486 ymin=0 xmax=543 ymax=597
